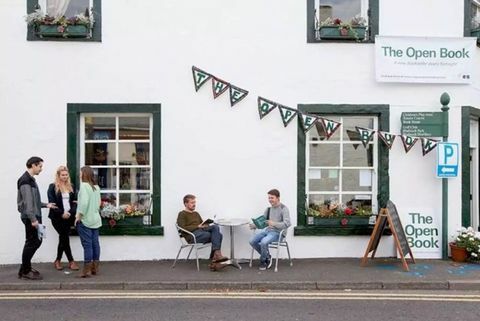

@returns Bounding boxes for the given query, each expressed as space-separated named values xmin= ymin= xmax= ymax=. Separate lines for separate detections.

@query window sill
xmin=294 ymin=225 xmax=392 ymax=236
xmin=99 ymin=225 xmax=164 ymax=236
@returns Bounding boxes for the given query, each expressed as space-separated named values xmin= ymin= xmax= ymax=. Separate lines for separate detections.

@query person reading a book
xmin=249 ymin=189 xmax=291 ymax=270
xmin=177 ymin=194 xmax=228 ymax=269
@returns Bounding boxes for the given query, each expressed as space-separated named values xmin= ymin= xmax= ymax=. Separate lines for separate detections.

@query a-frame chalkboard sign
xmin=361 ymin=200 xmax=416 ymax=271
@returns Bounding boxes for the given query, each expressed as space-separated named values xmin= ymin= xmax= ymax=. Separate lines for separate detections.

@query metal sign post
xmin=440 ymin=92 xmax=450 ymax=260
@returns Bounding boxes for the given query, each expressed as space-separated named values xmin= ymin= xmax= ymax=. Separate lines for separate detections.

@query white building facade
xmin=1 ymin=0 xmax=479 ymax=264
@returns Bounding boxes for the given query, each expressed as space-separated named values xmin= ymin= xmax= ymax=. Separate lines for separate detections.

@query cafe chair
xmin=249 ymin=228 xmax=293 ymax=272
xmin=172 ymin=223 xmax=212 ymax=271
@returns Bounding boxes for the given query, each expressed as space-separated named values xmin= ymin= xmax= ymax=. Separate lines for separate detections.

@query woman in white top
xmin=47 ymin=166 xmax=79 ymax=271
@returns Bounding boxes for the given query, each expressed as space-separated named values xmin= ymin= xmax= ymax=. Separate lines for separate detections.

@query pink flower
xmin=340 ymin=218 xmax=349 ymax=226
xmin=109 ymin=219 xmax=116 ymax=228
xmin=57 ymin=25 xmax=65 ymax=33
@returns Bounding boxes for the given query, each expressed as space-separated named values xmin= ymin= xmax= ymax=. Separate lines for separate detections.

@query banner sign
xmin=403 ymin=208 xmax=441 ymax=258
xmin=375 ymin=36 xmax=476 ymax=84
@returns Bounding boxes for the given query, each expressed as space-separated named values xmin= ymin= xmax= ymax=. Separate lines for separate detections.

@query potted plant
xmin=449 ymin=227 xmax=480 ymax=262
xmin=318 ymin=15 xmax=367 ymax=41
xmin=472 ymin=16 xmax=480 ymax=41
xmin=306 ymin=200 xmax=372 ymax=227
xmin=25 ymin=7 xmax=94 ymax=39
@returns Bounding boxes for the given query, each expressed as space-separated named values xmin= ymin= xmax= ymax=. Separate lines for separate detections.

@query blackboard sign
xmin=362 ymin=213 xmax=388 ymax=259
xmin=386 ymin=200 xmax=410 ymax=258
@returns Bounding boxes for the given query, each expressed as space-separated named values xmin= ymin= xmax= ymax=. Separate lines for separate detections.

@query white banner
xmin=402 ymin=208 xmax=442 ymax=259
xmin=375 ymin=36 xmax=476 ymax=84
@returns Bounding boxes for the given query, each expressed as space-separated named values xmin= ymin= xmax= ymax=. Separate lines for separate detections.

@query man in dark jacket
xmin=17 ymin=156 xmax=56 ymax=280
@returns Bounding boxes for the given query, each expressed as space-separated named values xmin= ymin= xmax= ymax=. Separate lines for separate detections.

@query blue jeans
xmin=192 ymin=224 xmax=223 ymax=252
xmin=76 ymin=222 xmax=100 ymax=262
xmin=249 ymin=229 xmax=280 ymax=264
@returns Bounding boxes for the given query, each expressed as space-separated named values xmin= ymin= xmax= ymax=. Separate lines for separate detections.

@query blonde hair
xmin=54 ymin=165 xmax=73 ymax=194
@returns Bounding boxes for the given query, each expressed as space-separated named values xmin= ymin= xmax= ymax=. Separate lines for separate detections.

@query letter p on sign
xmin=437 ymin=142 xmax=458 ymax=178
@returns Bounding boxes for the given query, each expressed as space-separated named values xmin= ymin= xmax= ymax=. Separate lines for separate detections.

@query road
xmin=0 ymin=290 xmax=479 ymax=321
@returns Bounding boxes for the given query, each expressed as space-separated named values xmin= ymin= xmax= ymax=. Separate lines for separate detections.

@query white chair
xmin=249 ymin=228 xmax=293 ymax=272
xmin=171 ymin=223 xmax=212 ymax=271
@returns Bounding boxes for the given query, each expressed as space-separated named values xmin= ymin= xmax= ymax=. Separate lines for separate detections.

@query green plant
xmin=307 ymin=200 xmax=372 ymax=218
xmin=25 ymin=7 xmax=94 ymax=29
xmin=452 ymin=227 xmax=480 ymax=261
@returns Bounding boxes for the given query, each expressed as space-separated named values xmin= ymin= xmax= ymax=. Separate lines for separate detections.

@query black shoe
xmin=20 ymin=271 xmax=43 ymax=280
xmin=30 ymin=268 xmax=40 ymax=276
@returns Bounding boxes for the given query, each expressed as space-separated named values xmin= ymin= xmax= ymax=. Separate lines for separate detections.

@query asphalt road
xmin=0 ymin=290 xmax=479 ymax=321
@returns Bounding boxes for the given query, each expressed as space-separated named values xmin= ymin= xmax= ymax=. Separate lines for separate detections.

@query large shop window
xmin=27 ymin=0 xmax=101 ymax=42
xmin=470 ymin=0 xmax=480 ymax=41
xmin=67 ymin=104 xmax=162 ymax=235
xmin=295 ymin=105 xmax=389 ymax=236
xmin=307 ymin=0 xmax=379 ymax=43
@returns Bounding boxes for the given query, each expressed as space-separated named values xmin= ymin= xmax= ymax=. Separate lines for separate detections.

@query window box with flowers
xmin=100 ymin=201 xmax=152 ymax=229
xmin=318 ymin=16 xmax=367 ymax=41
xmin=306 ymin=200 xmax=374 ymax=227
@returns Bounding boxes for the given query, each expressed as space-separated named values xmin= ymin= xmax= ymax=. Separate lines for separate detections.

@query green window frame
xmin=295 ymin=104 xmax=389 ymax=236
xmin=466 ymin=0 xmax=480 ymax=42
xmin=27 ymin=0 xmax=102 ymax=42
xmin=67 ymin=104 xmax=162 ymax=235
xmin=306 ymin=0 xmax=379 ymax=43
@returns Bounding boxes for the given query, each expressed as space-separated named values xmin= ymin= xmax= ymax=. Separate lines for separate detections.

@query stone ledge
xmin=316 ymin=282 xmax=383 ymax=290
xmin=382 ymin=281 xmax=449 ymax=290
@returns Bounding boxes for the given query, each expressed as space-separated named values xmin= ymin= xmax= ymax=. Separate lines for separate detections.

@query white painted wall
xmin=0 ymin=1 xmax=479 ymax=263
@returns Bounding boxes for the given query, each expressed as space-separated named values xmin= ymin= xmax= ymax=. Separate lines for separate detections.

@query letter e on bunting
xmin=421 ymin=138 xmax=438 ymax=156
xmin=257 ymin=97 xmax=277 ymax=119
xmin=378 ymin=131 xmax=396 ymax=150
xmin=192 ymin=66 xmax=211 ymax=92
xmin=355 ymin=126 xmax=376 ymax=148
xmin=319 ymin=117 xmax=341 ymax=139
xmin=229 ymin=84 xmax=249 ymax=107
xmin=400 ymin=135 xmax=418 ymax=153
xmin=277 ymin=104 xmax=297 ymax=127
xmin=211 ymin=77 xmax=230 ymax=99
xmin=300 ymin=114 xmax=318 ymax=133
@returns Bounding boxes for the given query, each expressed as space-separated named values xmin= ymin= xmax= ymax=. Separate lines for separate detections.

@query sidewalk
xmin=1 ymin=258 xmax=480 ymax=291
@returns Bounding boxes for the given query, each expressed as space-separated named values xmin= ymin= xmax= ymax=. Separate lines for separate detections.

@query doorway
xmin=470 ymin=119 xmax=479 ymax=231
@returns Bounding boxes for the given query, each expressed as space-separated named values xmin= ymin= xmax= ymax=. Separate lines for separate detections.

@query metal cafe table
xmin=215 ymin=218 xmax=250 ymax=269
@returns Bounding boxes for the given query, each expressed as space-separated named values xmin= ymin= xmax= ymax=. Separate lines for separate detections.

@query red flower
xmin=344 ymin=208 xmax=353 ymax=216
xmin=333 ymin=18 xmax=342 ymax=25
xmin=340 ymin=218 xmax=349 ymax=226
xmin=109 ymin=219 xmax=116 ymax=228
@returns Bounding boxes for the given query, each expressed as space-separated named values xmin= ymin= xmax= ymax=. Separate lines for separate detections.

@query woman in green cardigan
xmin=75 ymin=166 xmax=102 ymax=278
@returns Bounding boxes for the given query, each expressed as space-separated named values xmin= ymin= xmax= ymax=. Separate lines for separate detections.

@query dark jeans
xmin=76 ymin=222 xmax=100 ymax=262
xmin=192 ymin=224 xmax=223 ymax=252
xmin=19 ymin=217 xmax=42 ymax=275
xmin=51 ymin=216 xmax=74 ymax=262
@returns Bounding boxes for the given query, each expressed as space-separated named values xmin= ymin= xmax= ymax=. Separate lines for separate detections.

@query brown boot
xmin=68 ymin=261 xmax=80 ymax=271
xmin=91 ymin=261 xmax=99 ymax=275
xmin=79 ymin=262 xmax=93 ymax=278
xmin=212 ymin=250 xmax=229 ymax=263
xmin=54 ymin=260 xmax=63 ymax=271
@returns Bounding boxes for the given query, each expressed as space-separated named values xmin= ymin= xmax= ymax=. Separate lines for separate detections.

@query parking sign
xmin=436 ymin=142 xmax=458 ymax=178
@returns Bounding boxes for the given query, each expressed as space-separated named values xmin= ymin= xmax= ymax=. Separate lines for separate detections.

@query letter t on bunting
xmin=192 ymin=66 xmax=211 ymax=92
xmin=257 ymin=97 xmax=277 ymax=119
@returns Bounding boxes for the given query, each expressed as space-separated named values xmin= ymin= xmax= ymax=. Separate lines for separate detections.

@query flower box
xmin=307 ymin=216 xmax=371 ymax=227
xmin=37 ymin=24 xmax=90 ymax=38
xmin=318 ymin=26 xmax=366 ymax=41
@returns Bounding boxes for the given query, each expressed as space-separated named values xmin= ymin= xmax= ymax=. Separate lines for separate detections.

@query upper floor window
xmin=27 ymin=0 xmax=101 ymax=42
xmin=471 ymin=0 xmax=480 ymax=40
xmin=307 ymin=0 xmax=378 ymax=43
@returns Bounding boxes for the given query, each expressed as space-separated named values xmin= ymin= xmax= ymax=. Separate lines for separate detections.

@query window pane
xmin=85 ymin=143 xmax=116 ymax=166
xmin=118 ymin=143 xmax=150 ymax=165
xmin=341 ymin=194 xmax=372 ymax=213
xmin=308 ymin=169 xmax=339 ymax=191
xmin=119 ymin=117 xmax=150 ymax=140
xmin=309 ymin=120 xmax=340 ymax=141
xmin=318 ymin=0 xmax=362 ymax=22
xmin=100 ymin=193 xmax=117 ymax=206
xmin=92 ymin=168 xmax=116 ymax=190
xmin=309 ymin=144 xmax=340 ymax=166
xmin=343 ymin=144 xmax=373 ymax=167
xmin=343 ymin=117 xmax=374 ymax=141
xmin=342 ymin=169 xmax=373 ymax=191
xmin=119 ymin=193 xmax=151 ymax=213
xmin=85 ymin=117 xmax=115 ymax=140
xmin=64 ymin=0 xmax=90 ymax=17
xmin=120 ymin=168 xmax=150 ymax=190
xmin=308 ymin=194 xmax=340 ymax=207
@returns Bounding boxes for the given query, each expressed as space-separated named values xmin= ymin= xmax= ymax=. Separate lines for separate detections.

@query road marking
xmin=1 ymin=291 xmax=480 ymax=302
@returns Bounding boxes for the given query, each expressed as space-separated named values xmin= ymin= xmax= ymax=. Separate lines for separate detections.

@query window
xmin=67 ymin=104 xmax=162 ymax=235
xmin=306 ymin=116 xmax=378 ymax=216
xmin=471 ymin=0 xmax=480 ymax=39
xmin=27 ymin=0 xmax=101 ymax=42
xmin=306 ymin=0 xmax=378 ymax=43
xmin=295 ymin=104 xmax=389 ymax=236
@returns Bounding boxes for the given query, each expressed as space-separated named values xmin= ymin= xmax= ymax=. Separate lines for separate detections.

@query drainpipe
xmin=440 ymin=92 xmax=450 ymax=260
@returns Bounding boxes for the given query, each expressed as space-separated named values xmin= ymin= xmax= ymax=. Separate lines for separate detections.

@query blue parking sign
xmin=437 ymin=142 xmax=458 ymax=178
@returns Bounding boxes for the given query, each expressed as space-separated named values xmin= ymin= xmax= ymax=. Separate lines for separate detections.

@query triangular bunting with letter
xmin=421 ymin=138 xmax=439 ymax=156
xmin=192 ymin=66 xmax=211 ymax=92
xmin=229 ymin=85 xmax=249 ymax=107
xmin=346 ymin=129 xmax=361 ymax=150
xmin=378 ymin=131 xmax=396 ymax=150
xmin=211 ymin=77 xmax=230 ymax=99
xmin=355 ymin=126 xmax=376 ymax=148
xmin=300 ymin=113 xmax=318 ymax=133
xmin=319 ymin=117 xmax=342 ymax=139
xmin=257 ymin=97 xmax=277 ymax=119
xmin=400 ymin=135 xmax=418 ymax=153
xmin=277 ymin=105 xmax=297 ymax=127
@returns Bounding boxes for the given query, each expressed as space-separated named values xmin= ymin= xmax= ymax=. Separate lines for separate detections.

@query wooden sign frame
xmin=361 ymin=204 xmax=416 ymax=271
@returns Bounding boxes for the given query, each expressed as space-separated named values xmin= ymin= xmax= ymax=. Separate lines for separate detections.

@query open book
xmin=251 ymin=215 xmax=267 ymax=229
xmin=201 ymin=218 xmax=214 ymax=225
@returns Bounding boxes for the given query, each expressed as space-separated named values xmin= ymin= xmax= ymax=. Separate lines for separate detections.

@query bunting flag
xmin=257 ymin=97 xmax=277 ymax=119
xmin=400 ymin=135 xmax=418 ymax=153
xmin=277 ymin=104 xmax=297 ymax=127
xmin=319 ymin=118 xmax=342 ymax=139
xmin=355 ymin=126 xmax=376 ymax=148
xmin=421 ymin=138 xmax=439 ymax=156
xmin=300 ymin=114 xmax=318 ymax=133
xmin=346 ymin=129 xmax=361 ymax=150
xmin=229 ymin=85 xmax=249 ymax=107
xmin=378 ymin=131 xmax=396 ymax=150
xmin=211 ymin=77 xmax=230 ymax=99
xmin=192 ymin=66 xmax=211 ymax=92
